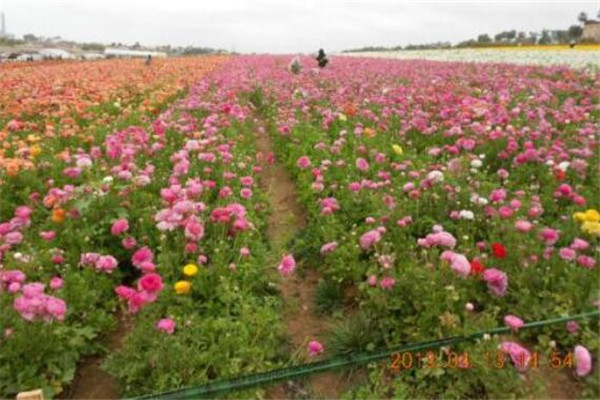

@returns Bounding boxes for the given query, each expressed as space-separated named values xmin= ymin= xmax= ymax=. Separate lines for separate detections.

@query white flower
xmin=476 ymin=197 xmax=489 ymax=206
xmin=558 ymin=161 xmax=570 ymax=172
xmin=427 ymin=170 xmax=444 ymax=183
xmin=470 ymin=159 xmax=482 ymax=168
xmin=102 ymin=176 xmax=114 ymax=184
xmin=483 ymin=334 xmax=491 ymax=341
xmin=459 ymin=210 xmax=474 ymax=220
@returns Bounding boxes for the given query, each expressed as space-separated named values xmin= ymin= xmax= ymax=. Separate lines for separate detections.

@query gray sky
xmin=1 ymin=0 xmax=599 ymax=53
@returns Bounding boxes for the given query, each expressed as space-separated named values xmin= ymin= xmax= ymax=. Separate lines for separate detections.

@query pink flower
xmin=240 ymin=188 xmax=253 ymax=199
xmin=574 ymin=345 xmax=592 ymax=376
xmin=240 ymin=247 xmax=251 ymax=257
xmin=356 ymin=157 xmax=369 ymax=171
xmin=111 ymin=219 xmax=129 ymax=236
xmin=504 ymin=315 xmax=524 ymax=331
xmin=96 ymin=255 xmax=118 ymax=273
xmin=278 ymin=254 xmax=296 ymax=276
xmin=138 ymin=273 xmax=164 ymax=294
xmin=539 ymin=228 xmax=560 ymax=245
xmin=570 ymin=238 xmax=590 ymax=251
xmin=15 ymin=206 xmax=33 ymax=219
xmin=307 ymin=340 xmax=324 ymax=356
xmin=115 ymin=285 xmax=136 ymax=300
xmin=122 ymin=236 xmax=137 ymax=249
xmin=417 ymin=231 xmax=457 ymax=249
xmin=320 ymin=241 xmax=338 ymax=255
xmin=184 ymin=220 xmax=205 ymax=241
xmin=297 ymin=156 xmax=311 ymax=169
xmin=514 ymin=220 xmax=533 ymax=233
xmin=367 ymin=275 xmax=378 ymax=287
xmin=558 ymin=247 xmax=576 ymax=261
xmin=49 ymin=277 xmax=63 ymax=290
xmin=500 ymin=341 xmax=530 ymax=371
xmin=132 ymin=247 xmax=154 ymax=268
xmin=360 ymin=229 xmax=382 ymax=250
xmin=440 ymin=251 xmax=471 ymax=277
xmin=4 ymin=232 xmax=23 ymax=245
xmin=483 ymin=268 xmax=508 ymax=297
xmin=566 ymin=321 xmax=580 ymax=334
xmin=380 ymin=276 xmax=396 ymax=290
xmin=40 ymin=231 xmax=56 ymax=241
xmin=156 ymin=318 xmax=176 ymax=334
xmin=577 ymin=255 xmax=596 ymax=269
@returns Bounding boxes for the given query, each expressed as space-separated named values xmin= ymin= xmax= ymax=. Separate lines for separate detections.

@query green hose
xmin=133 ymin=310 xmax=600 ymax=399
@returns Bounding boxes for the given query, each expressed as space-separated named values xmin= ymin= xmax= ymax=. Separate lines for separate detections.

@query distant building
xmin=582 ymin=20 xmax=600 ymax=42
xmin=0 ymin=12 xmax=14 ymax=39
xmin=103 ymin=48 xmax=167 ymax=58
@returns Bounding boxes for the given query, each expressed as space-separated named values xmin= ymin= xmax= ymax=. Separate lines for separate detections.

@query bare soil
xmin=256 ymin=130 xmax=349 ymax=399
xmin=63 ymin=313 xmax=133 ymax=400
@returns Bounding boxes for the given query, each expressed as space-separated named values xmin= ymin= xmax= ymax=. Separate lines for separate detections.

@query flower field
xmin=344 ymin=47 xmax=600 ymax=70
xmin=0 ymin=55 xmax=599 ymax=399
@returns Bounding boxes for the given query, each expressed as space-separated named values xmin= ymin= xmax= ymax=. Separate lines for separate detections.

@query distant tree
xmin=568 ymin=25 xmax=583 ymax=39
xmin=23 ymin=33 xmax=38 ymax=42
xmin=477 ymin=34 xmax=492 ymax=43
xmin=81 ymin=43 xmax=106 ymax=52
xmin=506 ymin=30 xmax=517 ymax=40
xmin=132 ymin=41 xmax=142 ymax=49
xmin=517 ymin=31 xmax=526 ymax=42
xmin=529 ymin=32 xmax=539 ymax=43
xmin=539 ymin=29 xmax=552 ymax=44
xmin=578 ymin=12 xmax=588 ymax=24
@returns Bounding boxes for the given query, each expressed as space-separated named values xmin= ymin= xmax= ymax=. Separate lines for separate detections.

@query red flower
xmin=491 ymin=243 xmax=507 ymax=259
xmin=555 ymin=169 xmax=566 ymax=181
xmin=470 ymin=259 xmax=485 ymax=275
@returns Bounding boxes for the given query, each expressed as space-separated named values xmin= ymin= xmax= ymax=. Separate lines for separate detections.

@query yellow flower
xmin=364 ymin=127 xmax=376 ymax=137
xmin=174 ymin=280 xmax=191 ymax=295
xmin=183 ymin=263 xmax=199 ymax=277
xmin=584 ymin=209 xmax=600 ymax=223
xmin=581 ymin=221 xmax=600 ymax=236
xmin=392 ymin=144 xmax=403 ymax=155
xmin=30 ymin=145 xmax=41 ymax=158
xmin=338 ymin=113 xmax=347 ymax=122
xmin=573 ymin=212 xmax=586 ymax=223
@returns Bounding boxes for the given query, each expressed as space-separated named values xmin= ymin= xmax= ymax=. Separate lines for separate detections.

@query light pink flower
xmin=500 ymin=341 xmax=530 ymax=371
xmin=504 ymin=315 xmax=524 ymax=331
xmin=558 ymin=247 xmax=576 ymax=261
xmin=320 ymin=242 xmax=338 ymax=255
xmin=574 ymin=345 xmax=592 ymax=376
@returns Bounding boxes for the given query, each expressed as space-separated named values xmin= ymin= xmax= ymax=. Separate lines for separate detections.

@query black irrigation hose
xmin=133 ymin=310 xmax=600 ymax=399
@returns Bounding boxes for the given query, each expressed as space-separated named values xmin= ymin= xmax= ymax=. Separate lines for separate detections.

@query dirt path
xmin=255 ymin=130 xmax=347 ymax=399
xmin=63 ymin=314 xmax=133 ymax=400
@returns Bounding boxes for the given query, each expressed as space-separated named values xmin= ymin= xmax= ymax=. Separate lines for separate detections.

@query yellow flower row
xmin=174 ymin=263 xmax=199 ymax=295
xmin=574 ymin=209 xmax=600 ymax=236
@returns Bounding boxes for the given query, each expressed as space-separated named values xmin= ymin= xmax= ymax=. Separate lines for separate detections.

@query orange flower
xmin=51 ymin=208 xmax=66 ymax=224
xmin=364 ymin=127 xmax=376 ymax=138
xmin=5 ymin=160 xmax=20 ymax=177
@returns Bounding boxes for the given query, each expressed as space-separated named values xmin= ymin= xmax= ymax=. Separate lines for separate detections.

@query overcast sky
xmin=1 ymin=0 xmax=598 ymax=53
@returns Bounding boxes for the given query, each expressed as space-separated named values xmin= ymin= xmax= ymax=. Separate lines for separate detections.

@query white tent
xmin=38 ymin=48 xmax=74 ymax=59
xmin=103 ymin=48 xmax=167 ymax=58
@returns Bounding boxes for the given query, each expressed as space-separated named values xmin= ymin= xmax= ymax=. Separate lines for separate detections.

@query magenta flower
xmin=360 ymin=229 xmax=383 ymax=250
xmin=111 ymin=219 xmax=129 ymax=236
xmin=278 ymin=254 xmax=296 ymax=276
xmin=138 ymin=273 xmax=164 ymax=294
xmin=483 ymin=268 xmax=508 ymax=297
xmin=297 ymin=156 xmax=311 ymax=169
xmin=132 ymin=247 xmax=154 ymax=268
xmin=558 ymin=247 xmax=576 ymax=261
xmin=380 ymin=276 xmax=396 ymax=290
xmin=539 ymin=228 xmax=560 ymax=245
xmin=307 ymin=340 xmax=324 ymax=356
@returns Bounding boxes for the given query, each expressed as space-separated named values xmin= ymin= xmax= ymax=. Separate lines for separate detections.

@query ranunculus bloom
xmin=111 ymin=219 xmax=129 ymax=236
xmin=491 ymin=243 xmax=507 ymax=259
xmin=483 ymin=268 xmax=508 ymax=297
xmin=558 ymin=247 xmax=576 ymax=261
xmin=307 ymin=340 xmax=324 ymax=356
xmin=320 ymin=241 xmax=338 ymax=255
xmin=138 ymin=273 xmax=164 ymax=294
xmin=504 ymin=315 xmax=524 ymax=331
xmin=574 ymin=345 xmax=592 ymax=376
xmin=156 ymin=318 xmax=176 ymax=334
xmin=500 ymin=341 xmax=530 ymax=371
xmin=132 ymin=247 xmax=154 ymax=268
xmin=278 ymin=254 xmax=296 ymax=276
xmin=360 ymin=229 xmax=382 ymax=250
xmin=49 ymin=277 xmax=63 ymax=290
